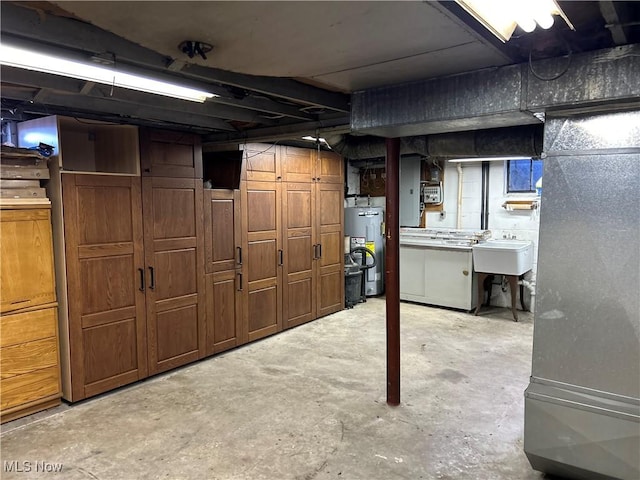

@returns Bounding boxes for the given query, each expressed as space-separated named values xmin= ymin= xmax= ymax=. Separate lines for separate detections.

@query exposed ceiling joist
xmin=1 ymin=66 xmax=279 ymax=124
xmin=204 ymin=117 xmax=350 ymax=146
xmin=1 ymin=2 xmax=350 ymax=112
xmin=599 ymin=1 xmax=628 ymax=45
xmin=1 ymin=86 xmax=237 ymax=132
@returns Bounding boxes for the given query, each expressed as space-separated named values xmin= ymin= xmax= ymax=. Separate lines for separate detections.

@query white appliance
xmin=400 ymin=228 xmax=490 ymax=310
xmin=344 ymin=206 xmax=384 ymax=296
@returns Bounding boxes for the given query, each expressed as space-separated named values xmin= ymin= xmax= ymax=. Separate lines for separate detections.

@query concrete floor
xmin=1 ymin=299 xmax=548 ymax=480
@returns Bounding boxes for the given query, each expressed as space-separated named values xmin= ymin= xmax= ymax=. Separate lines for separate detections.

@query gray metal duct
xmin=326 ymin=124 xmax=543 ymax=160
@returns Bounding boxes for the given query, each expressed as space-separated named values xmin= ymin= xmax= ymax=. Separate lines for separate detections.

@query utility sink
xmin=472 ymin=240 xmax=534 ymax=275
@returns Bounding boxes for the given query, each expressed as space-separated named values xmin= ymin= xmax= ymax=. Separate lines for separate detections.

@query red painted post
xmin=385 ymin=137 xmax=401 ymax=406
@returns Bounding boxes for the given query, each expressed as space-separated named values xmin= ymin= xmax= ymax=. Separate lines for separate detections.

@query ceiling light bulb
xmin=516 ymin=17 xmax=537 ymax=33
xmin=535 ymin=13 xmax=555 ymax=29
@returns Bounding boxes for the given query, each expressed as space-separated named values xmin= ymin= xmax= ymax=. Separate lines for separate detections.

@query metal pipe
xmin=385 ymin=137 xmax=401 ymax=407
xmin=456 ymin=163 xmax=463 ymax=229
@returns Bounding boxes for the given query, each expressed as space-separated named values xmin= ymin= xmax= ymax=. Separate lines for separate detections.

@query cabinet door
xmin=1 ymin=208 xmax=56 ymax=313
xmin=140 ymin=129 xmax=203 ymax=178
xmin=203 ymin=189 xmax=243 ymax=355
xmin=282 ymin=182 xmax=316 ymax=329
xmin=243 ymin=144 xmax=280 ymax=182
xmin=204 ymin=190 xmax=241 ymax=274
xmin=316 ymin=150 xmax=344 ymax=184
xmin=315 ymin=182 xmax=345 ymax=318
xmin=241 ymin=180 xmax=282 ymax=342
xmin=62 ymin=174 xmax=147 ymax=400
xmin=143 ymin=177 xmax=205 ymax=374
xmin=205 ymin=271 xmax=243 ymax=356
xmin=281 ymin=145 xmax=314 ymax=183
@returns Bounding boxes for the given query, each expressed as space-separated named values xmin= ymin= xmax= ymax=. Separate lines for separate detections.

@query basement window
xmin=506 ymin=158 xmax=543 ymax=194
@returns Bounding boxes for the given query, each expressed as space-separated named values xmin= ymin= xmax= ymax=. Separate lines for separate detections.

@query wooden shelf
xmin=502 ymin=200 xmax=539 ymax=211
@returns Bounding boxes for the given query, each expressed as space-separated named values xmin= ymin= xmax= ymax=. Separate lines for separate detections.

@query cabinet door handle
xmin=148 ymin=266 xmax=155 ymax=290
xmin=278 ymin=249 xmax=284 ymax=266
xmin=318 ymin=243 xmax=322 ymax=259
xmin=312 ymin=244 xmax=317 ymax=259
xmin=138 ymin=268 xmax=145 ymax=292
xmin=237 ymin=272 xmax=243 ymax=291
xmin=237 ymin=246 xmax=243 ymax=265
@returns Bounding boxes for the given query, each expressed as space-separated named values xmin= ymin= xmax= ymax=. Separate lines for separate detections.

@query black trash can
xmin=345 ymin=268 xmax=363 ymax=308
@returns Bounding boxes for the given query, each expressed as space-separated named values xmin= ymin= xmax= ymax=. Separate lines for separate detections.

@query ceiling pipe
xmin=326 ymin=124 xmax=543 ymax=160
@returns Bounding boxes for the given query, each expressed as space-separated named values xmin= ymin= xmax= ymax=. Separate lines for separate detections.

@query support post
xmin=385 ymin=137 xmax=401 ymax=406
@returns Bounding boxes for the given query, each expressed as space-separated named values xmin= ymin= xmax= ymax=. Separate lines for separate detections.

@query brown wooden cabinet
xmin=140 ymin=129 xmax=203 ymax=178
xmin=61 ymin=174 xmax=148 ymax=400
xmin=43 ymin=126 xmax=206 ymax=402
xmin=242 ymin=144 xmax=344 ymax=333
xmin=204 ymin=190 xmax=243 ymax=355
xmin=0 ymin=205 xmax=61 ymax=422
xmin=1 ymin=208 xmax=56 ymax=313
xmin=282 ymin=181 xmax=316 ymax=328
xmin=241 ymin=179 xmax=283 ymax=341
xmin=315 ymin=181 xmax=345 ymax=318
xmin=142 ymin=176 xmax=205 ymax=374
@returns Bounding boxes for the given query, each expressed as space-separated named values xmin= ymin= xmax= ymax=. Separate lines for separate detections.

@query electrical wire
xmin=528 ymin=40 xmax=573 ymax=82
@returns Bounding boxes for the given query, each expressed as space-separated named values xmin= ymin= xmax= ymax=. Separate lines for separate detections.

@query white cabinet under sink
xmin=400 ymin=243 xmax=477 ymax=311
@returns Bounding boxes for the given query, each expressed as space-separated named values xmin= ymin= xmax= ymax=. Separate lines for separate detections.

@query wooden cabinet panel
xmin=205 ymin=271 xmax=242 ymax=355
xmin=281 ymin=146 xmax=314 ymax=183
xmin=243 ymin=144 xmax=280 ymax=182
xmin=319 ymin=230 xmax=343 ymax=268
xmin=0 ymin=208 xmax=56 ymax=313
xmin=153 ymin=249 xmax=198 ymax=300
xmin=155 ymin=305 xmax=199 ymax=363
xmin=140 ymin=129 xmax=202 ymax=178
xmin=315 ymin=182 xmax=344 ymax=318
xmin=1 ymin=308 xmax=56 ymax=348
xmin=82 ymin=319 xmax=138 ymax=385
xmin=282 ymin=182 xmax=316 ymax=328
xmin=247 ymin=190 xmax=277 ymax=232
xmin=248 ymin=286 xmax=278 ymax=340
xmin=143 ymin=177 xmax=205 ymax=374
xmin=79 ymin=256 xmax=136 ymax=314
xmin=0 ymin=337 xmax=58 ymax=380
xmin=203 ymin=189 xmax=243 ymax=356
xmin=318 ymin=267 xmax=344 ymax=317
xmin=75 ymin=185 xmax=134 ymax=244
xmin=1 ymin=366 xmax=60 ymax=411
xmin=247 ymin=240 xmax=277 ymax=282
xmin=241 ymin=180 xmax=282 ymax=341
xmin=204 ymin=190 xmax=241 ymax=274
xmin=317 ymin=150 xmax=344 ymax=184
xmin=62 ymin=174 xmax=147 ymax=401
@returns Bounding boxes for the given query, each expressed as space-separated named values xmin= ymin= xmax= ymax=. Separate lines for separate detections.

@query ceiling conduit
xmin=326 ymin=124 xmax=544 ymax=160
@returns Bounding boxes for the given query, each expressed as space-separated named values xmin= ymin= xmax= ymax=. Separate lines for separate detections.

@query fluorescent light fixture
xmin=0 ymin=44 xmax=216 ymax=103
xmin=448 ymin=156 xmax=532 ymax=163
xmin=455 ymin=0 xmax=574 ymax=42
xmin=301 ymin=135 xmax=328 ymax=144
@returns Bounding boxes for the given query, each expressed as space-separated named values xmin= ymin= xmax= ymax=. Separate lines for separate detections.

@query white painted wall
xmin=345 ymin=159 xmax=541 ymax=311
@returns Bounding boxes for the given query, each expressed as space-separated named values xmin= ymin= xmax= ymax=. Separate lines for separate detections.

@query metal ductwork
xmin=326 ymin=124 xmax=543 ymax=160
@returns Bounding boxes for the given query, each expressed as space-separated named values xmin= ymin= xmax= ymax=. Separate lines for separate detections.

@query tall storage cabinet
xmin=244 ymin=144 xmax=345 ymax=333
xmin=61 ymin=174 xmax=148 ymax=400
xmin=0 ymin=203 xmax=61 ymax=422
xmin=204 ymin=189 xmax=243 ymax=355
xmin=19 ymin=116 xmax=205 ymax=401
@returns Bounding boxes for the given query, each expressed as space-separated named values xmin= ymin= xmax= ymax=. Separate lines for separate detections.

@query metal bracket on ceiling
xmin=178 ymin=41 xmax=213 ymax=60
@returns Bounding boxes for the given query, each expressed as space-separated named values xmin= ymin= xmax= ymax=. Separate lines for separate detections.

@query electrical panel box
xmin=399 ymin=155 xmax=421 ymax=227
xmin=422 ymin=184 xmax=442 ymax=204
